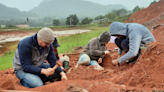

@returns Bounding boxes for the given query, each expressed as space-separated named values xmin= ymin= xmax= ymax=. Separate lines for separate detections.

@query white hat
xmin=37 ymin=27 xmax=54 ymax=43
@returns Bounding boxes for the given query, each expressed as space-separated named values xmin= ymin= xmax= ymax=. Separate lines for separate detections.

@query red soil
xmin=2 ymin=1 xmax=164 ymax=91
xmin=125 ymin=0 xmax=164 ymax=30
xmin=0 ymin=42 xmax=158 ymax=92
xmin=115 ymin=42 xmax=164 ymax=89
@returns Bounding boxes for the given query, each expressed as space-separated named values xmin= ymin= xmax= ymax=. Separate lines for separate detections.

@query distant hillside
xmin=30 ymin=0 xmax=128 ymax=18
xmin=0 ymin=3 xmax=37 ymax=19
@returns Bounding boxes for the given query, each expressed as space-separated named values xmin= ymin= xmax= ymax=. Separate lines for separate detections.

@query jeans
xmin=77 ymin=54 xmax=99 ymax=66
xmin=15 ymin=63 xmax=61 ymax=88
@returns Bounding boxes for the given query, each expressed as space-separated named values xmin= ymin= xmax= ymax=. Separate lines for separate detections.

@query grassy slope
xmin=0 ymin=51 xmax=15 ymax=70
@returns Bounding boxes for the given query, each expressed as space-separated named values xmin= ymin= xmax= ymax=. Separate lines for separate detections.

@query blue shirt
xmin=17 ymin=34 xmax=63 ymax=74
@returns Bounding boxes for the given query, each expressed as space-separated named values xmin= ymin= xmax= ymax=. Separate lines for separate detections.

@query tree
xmin=6 ymin=24 xmax=16 ymax=28
xmin=105 ymin=13 xmax=117 ymax=20
xmin=53 ymin=19 xmax=60 ymax=26
xmin=44 ymin=17 xmax=53 ymax=23
xmin=150 ymin=0 xmax=157 ymax=4
xmin=0 ymin=20 xmax=6 ymax=25
xmin=111 ymin=9 xmax=127 ymax=16
xmin=66 ymin=14 xmax=79 ymax=25
xmin=94 ymin=15 xmax=104 ymax=20
xmin=81 ymin=17 xmax=92 ymax=24
xmin=133 ymin=6 xmax=141 ymax=13
xmin=116 ymin=9 xmax=128 ymax=16
xmin=111 ymin=10 xmax=118 ymax=14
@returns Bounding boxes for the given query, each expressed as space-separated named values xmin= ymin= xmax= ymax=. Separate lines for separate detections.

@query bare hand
xmin=60 ymin=72 xmax=68 ymax=80
xmin=41 ymin=68 xmax=54 ymax=77
xmin=98 ymin=58 xmax=102 ymax=64
xmin=112 ymin=59 xmax=119 ymax=65
xmin=104 ymin=50 xmax=110 ymax=54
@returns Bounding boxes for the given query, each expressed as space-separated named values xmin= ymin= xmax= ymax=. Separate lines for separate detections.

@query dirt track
xmin=0 ymin=29 xmax=91 ymax=44
xmin=1 ymin=0 xmax=164 ymax=91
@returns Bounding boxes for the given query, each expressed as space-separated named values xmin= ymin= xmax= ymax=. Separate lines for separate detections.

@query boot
xmin=63 ymin=61 xmax=69 ymax=71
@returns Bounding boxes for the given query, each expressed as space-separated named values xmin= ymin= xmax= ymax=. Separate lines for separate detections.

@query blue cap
xmin=52 ymin=37 xmax=60 ymax=48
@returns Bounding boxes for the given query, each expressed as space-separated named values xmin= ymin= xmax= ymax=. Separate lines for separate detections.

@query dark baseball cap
xmin=52 ymin=37 xmax=60 ymax=48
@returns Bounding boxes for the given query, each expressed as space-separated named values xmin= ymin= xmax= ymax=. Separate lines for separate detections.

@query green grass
xmin=57 ymin=26 xmax=109 ymax=53
xmin=0 ymin=50 xmax=15 ymax=71
xmin=0 ymin=25 xmax=109 ymax=71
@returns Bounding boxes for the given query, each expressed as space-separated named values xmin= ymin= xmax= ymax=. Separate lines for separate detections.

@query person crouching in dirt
xmin=50 ymin=37 xmax=70 ymax=72
xmin=75 ymin=31 xmax=111 ymax=71
xmin=12 ymin=27 xmax=68 ymax=88
xmin=109 ymin=22 xmax=156 ymax=65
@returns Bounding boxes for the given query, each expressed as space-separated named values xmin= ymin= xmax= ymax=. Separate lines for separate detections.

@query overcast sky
xmin=0 ymin=0 xmax=156 ymax=11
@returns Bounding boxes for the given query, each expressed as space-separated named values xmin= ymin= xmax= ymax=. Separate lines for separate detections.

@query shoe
xmin=129 ymin=60 xmax=137 ymax=64
xmin=128 ymin=54 xmax=139 ymax=64
xmin=49 ymin=77 xmax=61 ymax=82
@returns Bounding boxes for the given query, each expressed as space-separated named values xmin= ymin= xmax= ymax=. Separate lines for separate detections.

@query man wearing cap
xmin=13 ymin=27 xmax=68 ymax=88
xmin=52 ymin=37 xmax=61 ymax=60
xmin=109 ymin=22 xmax=156 ymax=65
xmin=51 ymin=37 xmax=70 ymax=72
xmin=75 ymin=31 xmax=111 ymax=71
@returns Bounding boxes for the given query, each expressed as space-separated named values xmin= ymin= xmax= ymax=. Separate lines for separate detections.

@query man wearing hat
xmin=75 ymin=31 xmax=111 ymax=71
xmin=52 ymin=37 xmax=60 ymax=60
xmin=52 ymin=37 xmax=70 ymax=72
xmin=109 ymin=22 xmax=156 ymax=65
xmin=13 ymin=27 xmax=68 ymax=88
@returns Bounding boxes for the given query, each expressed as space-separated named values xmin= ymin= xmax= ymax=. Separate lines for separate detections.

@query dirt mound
xmin=101 ymin=54 xmax=113 ymax=68
xmin=1 ymin=35 xmax=164 ymax=92
xmin=151 ymin=25 xmax=164 ymax=43
xmin=1 ymin=42 xmax=164 ymax=92
xmin=0 ymin=43 xmax=137 ymax=92
xmin=114 ymin=42 xmax=164 ymax=90
xmin=125 ymin=0 xmax=164 ymax=30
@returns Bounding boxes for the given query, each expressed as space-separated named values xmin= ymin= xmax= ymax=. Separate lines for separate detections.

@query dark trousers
xmin=115 ymin=37 xmax=141 ymax=63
